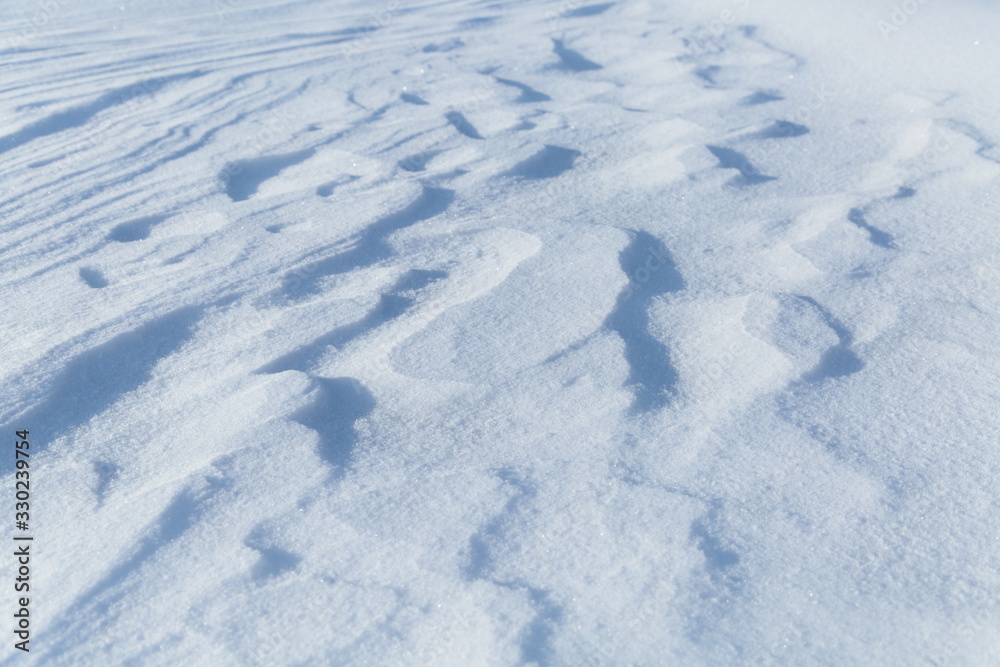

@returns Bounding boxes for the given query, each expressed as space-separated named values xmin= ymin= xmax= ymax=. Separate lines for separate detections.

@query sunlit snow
xmin=1 ymin=0 xmax=998 ymax=664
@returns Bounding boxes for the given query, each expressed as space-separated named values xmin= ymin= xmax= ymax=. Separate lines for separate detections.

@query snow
xmin=1 ymin=0 xmax=998 ymax=664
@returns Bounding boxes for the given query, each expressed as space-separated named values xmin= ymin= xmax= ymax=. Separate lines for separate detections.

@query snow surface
xmin=1 ymin=0 xmax=998 ymax=664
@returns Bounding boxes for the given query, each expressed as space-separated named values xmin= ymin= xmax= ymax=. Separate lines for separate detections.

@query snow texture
xmin=0 ymin=0 xmax=998 ymax=664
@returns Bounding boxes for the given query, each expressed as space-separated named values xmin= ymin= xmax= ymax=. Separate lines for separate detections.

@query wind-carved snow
xmin=706 ymin=145 xmax=777 ymax=185
xmin=494 ymin=77 xmax=552 ymax=103
xmin=278 ymin=185 xmax=455 ymax=301
xmin=604 ymin=231 xmax=685 ymax=413
xmin=1 ymin=0 xmax=998 ymax=664
xmin=551 ymin=38 xmax=603 ymax=72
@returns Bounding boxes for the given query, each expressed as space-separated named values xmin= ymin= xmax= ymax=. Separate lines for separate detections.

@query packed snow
xmin=1 ymin=0 xmax=998 ymax=664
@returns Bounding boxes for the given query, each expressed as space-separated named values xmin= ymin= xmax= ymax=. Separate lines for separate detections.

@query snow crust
xmin=1 ymin=0 xmax=998 ymax=663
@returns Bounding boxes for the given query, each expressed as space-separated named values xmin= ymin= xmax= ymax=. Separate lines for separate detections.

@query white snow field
xmin=1 ymin=0 xmax=998 ymax=663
